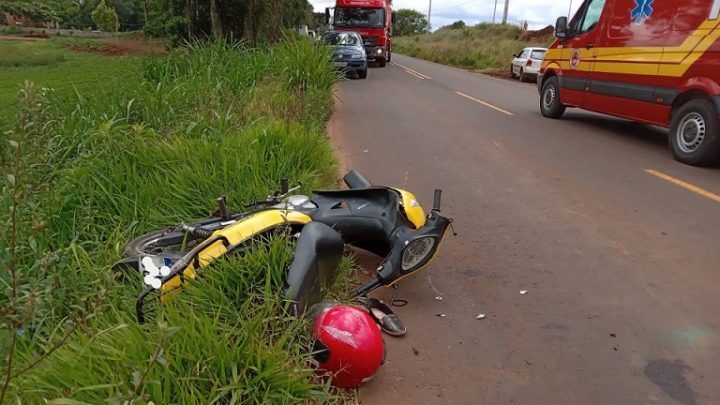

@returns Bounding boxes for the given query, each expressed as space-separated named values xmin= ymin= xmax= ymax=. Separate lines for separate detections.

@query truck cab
xmin=327 ymin=0 xmax=396 ymax=67
xmin=538 ymin=0 xmax=720 ymax=166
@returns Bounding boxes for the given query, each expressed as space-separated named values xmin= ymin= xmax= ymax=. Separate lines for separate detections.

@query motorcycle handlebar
xmin=353 ymin=278 xmax=382 ymax=297
xmin=344 ymin=170 xmax=372 ymax=189
xmin=432 ymin=189 xmax=442 ymax=211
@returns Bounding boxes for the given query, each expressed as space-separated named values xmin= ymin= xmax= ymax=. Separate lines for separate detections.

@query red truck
xmin=326 ymin=0 xmax=396 ymax=67
xmin=539 ymin=0 xmax=720 ymax=166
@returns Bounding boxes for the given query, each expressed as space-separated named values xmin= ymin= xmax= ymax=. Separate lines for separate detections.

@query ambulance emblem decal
xmin=570 ymin=49 xmax=581 ymax=70
xmin=631 ymin=0 xmax=654 ymax=24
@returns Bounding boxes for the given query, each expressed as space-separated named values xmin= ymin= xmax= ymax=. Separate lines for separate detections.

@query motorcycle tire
xmin=113 ymin=227 xmax=202 ymax=282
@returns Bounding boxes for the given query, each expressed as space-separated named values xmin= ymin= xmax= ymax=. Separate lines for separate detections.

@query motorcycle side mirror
xmin=555 ymin=16 xmax=568 ymax=38
xmin=280 ymin=177 xmax=289 ymax=194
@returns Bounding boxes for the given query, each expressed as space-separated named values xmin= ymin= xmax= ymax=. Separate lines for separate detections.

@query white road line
xmin=391 ymin=62 xmax=432 ymax=80
xmin=404 ymin=70 xmax=427 ymax=80
xmin=455 ymin=91 xmax=514 ymax=116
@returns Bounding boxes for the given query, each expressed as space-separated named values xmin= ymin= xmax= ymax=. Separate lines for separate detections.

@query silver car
xmin=511 ymin=47 xmax=547 ymax=82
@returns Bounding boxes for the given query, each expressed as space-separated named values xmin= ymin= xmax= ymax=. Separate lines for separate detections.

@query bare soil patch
xmin=520 ymin=25 xmax=554 ymax=41
xmin=66 ymin=38 xmax=165 ymax=57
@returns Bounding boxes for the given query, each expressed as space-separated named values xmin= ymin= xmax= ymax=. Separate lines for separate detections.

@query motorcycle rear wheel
xmin=113 ymin=227 xmax=203 ymax=281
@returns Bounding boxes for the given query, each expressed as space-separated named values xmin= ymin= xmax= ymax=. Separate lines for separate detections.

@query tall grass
xmin=0 ymin=39 xmax=348 ymax=403
xmin=0 ymin=42 xmax=67 ymax=68
xmin=395 ymin=23 xmax=553 ymax=71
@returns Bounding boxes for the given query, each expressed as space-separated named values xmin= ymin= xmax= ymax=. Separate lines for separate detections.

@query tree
xmin=91 ymin=0 xmax=119 ymax=32
xmin=209 ymin=0 xmax=222 ymax=39
xmin=394 ymin=8 xmax=429 ymax=36
xmin=446 ymin=20 xmax=466 ymax=30
xmin=0 ymin=1 xmax=61 ymax=25
xmin=311 ymin=11 xmax=327 ymax=31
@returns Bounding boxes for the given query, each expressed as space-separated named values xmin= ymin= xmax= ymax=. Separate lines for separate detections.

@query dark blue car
xmin=321 ymin=30 xmax=368 ymax=80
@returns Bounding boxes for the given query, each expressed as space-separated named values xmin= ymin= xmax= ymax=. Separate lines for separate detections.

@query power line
xmin=434 ymin=0 xmax=477 ymax=11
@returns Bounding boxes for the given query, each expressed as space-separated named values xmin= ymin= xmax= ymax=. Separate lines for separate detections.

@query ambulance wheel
xmin=540 ymin=76 xmax=566 ymax=119
xmin=377 ymin=57 xmax=386 ymax=68
xmin=670 ymin=99 xmax=720 ymax=166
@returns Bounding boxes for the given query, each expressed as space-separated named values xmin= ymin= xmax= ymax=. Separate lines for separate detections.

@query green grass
xmin=395 ymin=23 xmax=554 ymax=71
xmin=0 ymin=39 xmax=348 ymax=403
xmin=0 ymin=39 xmax=139 ymax=127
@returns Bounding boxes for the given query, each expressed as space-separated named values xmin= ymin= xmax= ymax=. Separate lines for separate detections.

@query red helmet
xmin=312 ymin=305 xmax=384 ymax=388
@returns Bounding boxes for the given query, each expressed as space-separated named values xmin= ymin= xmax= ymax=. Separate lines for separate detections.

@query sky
xmin=309 ymin=0 xmax=583 ymax=31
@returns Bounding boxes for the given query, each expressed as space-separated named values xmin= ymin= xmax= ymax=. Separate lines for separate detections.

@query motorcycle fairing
xmin=390 ymin=188 xmax=427 ymax=229
xmin=136 ymin=210 xmax=311 ymax=322
xmin=162 ymin=210 xmax=312 ymax=291
xmin=310 ymin=188 xmax=411 ymax=256
xmin=285 ymin=221 xmax=344 ymax=315
xmin=376 ymin=212 xmax=451 ymax=285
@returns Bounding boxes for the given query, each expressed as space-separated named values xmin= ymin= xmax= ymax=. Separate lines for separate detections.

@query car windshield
xmin=321 ymin=32 xmax=361 ymax=46
xmin=530 ymin=50 xmax=546 ymax=60
xmin=334 ymin=7 xmax=385 ymax=28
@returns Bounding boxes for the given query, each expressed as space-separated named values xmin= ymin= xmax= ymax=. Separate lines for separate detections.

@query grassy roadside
xmin=0 ymin=40 xmax=140 ymax=126
xmin=394 ymin=23 xmax=553 ymax=71
xmin=1 ymin=38 xmax=350 ymax=403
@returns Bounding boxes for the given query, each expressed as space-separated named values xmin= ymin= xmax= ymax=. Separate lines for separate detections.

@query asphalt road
xmin=328 ymin=54 xmax=720 ymax=405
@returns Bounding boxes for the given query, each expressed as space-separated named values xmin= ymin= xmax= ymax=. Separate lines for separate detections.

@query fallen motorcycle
xmin=114 ymin=170 xmax=452 ymax=323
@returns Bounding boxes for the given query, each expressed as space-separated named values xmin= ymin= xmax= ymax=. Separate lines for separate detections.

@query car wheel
xmin=359 ymin=68 xmax=368 ymax=79
xmin=669 ymin=98 xmax=720 ymax=166
xmin=377 ymin=57 xmax=386 ymax=68
xmin=510 ymin=65 xmax=515 ymax=78
xmin=540 ymin=76 xmax=566 ymax=119
xmin=519 ymin=68 xmax=527 ymax=82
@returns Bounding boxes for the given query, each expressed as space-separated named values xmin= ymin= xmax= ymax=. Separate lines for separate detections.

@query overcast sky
xmin=309 ymin=0 xmax=582 ymax=31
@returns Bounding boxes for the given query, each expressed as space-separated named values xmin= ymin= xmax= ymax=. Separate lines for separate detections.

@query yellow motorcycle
xmin=114 ymin=171 xmax=452 ymax=323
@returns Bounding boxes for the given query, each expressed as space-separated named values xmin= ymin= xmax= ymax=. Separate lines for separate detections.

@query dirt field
xmin=65 ymin=38 xmax=166 ymax=57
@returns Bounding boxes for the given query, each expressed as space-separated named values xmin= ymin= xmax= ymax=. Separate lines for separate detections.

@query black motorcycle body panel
xmin=285 ymin=222 xmax=344 ymax=315
xmin=310 ymin=188 xmax=409 ymax=257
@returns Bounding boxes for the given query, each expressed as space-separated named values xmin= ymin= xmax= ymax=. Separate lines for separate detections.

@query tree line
xmin=0 ymin=0 xmax=314 ymax=44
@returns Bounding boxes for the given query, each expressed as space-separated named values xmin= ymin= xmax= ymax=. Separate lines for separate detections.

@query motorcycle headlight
xmin=401 ymin=237 xmax=437 ymax=272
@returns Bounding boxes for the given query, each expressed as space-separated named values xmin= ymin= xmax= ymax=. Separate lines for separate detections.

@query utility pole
xmin=493 ymin=0 xmax=498 ymax=24
xmin=428 ymin=0 xmax=432 ymax=31
xmin=502 ymin=0 xmax=509 ymax=24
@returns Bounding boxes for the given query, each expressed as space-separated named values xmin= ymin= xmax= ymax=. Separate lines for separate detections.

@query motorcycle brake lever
xmin=449 ymin=218 xmax=458 ymax=236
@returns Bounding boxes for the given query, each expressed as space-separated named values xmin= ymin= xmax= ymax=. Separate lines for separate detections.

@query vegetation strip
xmin=0 ymin=38 xmax=353 ymax=403
xmin=394 ymin=22 xmax=553 ymax=73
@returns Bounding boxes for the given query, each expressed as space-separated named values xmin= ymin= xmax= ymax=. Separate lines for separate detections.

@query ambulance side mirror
xmin=392 ymin=11 xmax=397 ymax=26
xmin=555 ymin=16 xmax=568 ymax=38
xmin=325 ymin=8 xmax=331 ymax=24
